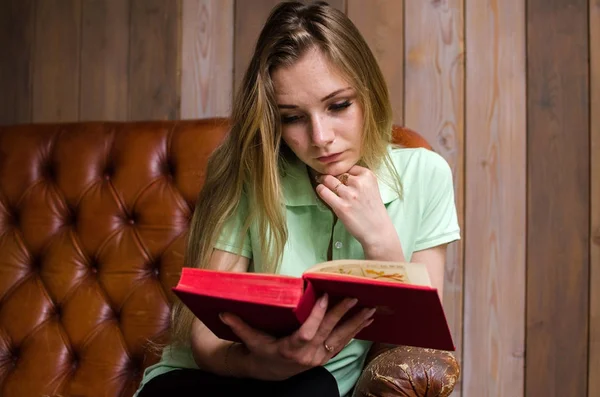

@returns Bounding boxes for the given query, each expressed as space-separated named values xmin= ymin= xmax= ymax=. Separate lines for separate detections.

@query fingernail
xmin=363 ymin=319 xmax=374 ymax=328
xmin=365 ymin=307 xmax=377 ymax=318
xmin=320 ymin=294 xmax=328 ymax=308
xmin=347 ymin=298 xmax=358 ymax=308
xmin=219 ymin=313 xmax=228 ymax=324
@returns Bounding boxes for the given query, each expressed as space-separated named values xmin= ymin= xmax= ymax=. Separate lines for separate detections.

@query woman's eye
xmin=329 ymin=100 xmax=352 ymax=112
xmin=281 ymin=115 xmax=302 ymax=124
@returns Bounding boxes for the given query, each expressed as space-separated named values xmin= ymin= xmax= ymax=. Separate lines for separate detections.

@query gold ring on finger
xmin=324 ymin=342 xmax=334 ymax=352
xmin=333 ymin=182 xmax=343 ymax=195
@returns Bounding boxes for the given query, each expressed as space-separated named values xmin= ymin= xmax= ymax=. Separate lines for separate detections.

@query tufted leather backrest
xmin=0 ymin=118 xmax=429 ymax=397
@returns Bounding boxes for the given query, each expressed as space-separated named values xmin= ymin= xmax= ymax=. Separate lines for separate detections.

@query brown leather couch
xmin=0 ymin=118 xmax=459 ymax=397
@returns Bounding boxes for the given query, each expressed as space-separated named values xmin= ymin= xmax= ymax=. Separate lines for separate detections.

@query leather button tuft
xmin=54 ymin=305 xmax=62 ymax=319
xmin=71 ymin=351 xmax=80 ymax=370
xmin=103 ymin=164 xmax=114 ymax=180
xmin=31 ymin=255 xmax=42 ymax=271
xmin=67 ymin=209 xmax=77 ymax=226
xmin=150 ymin=258 xmax=161 ymax=275
xmin=11 ymin=346 xmax=19 ymax=366
xmin=10 ymin=209 xmax=20 ymax=227
xmin=89 ymin=258 xmax=100 ymax=274
xmin=43 ymin=162 xmax=56 ymax=181
xmin=130 ymin=357 xmax=143 ymax=378
xmin=126 ymin=212 xmax=137 ymax=225
xmin=164 ymin=159 xmax=175 ymax=177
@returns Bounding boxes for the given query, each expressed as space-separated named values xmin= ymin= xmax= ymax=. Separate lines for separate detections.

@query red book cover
xmin=172 ymin=260 xmax=455 ymax=351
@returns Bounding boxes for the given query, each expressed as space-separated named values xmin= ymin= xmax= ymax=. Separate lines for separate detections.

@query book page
xmin=306 ymin=259 xmax=432 ymax=287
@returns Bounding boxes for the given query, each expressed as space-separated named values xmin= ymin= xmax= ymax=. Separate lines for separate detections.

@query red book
xmin=172 ymin=260 xmax=455 ymax=351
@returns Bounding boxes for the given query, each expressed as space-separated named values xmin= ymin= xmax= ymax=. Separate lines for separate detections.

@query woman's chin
xmin=315 ymin=161 xmax=355 ymax=177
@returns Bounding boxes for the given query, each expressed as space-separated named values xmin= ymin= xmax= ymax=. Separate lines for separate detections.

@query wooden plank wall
xmin=180 ymin=0 xmax=233 ymax=118
xmin=0 ymin=0 xmax=34 ymax=124
xmin=527 ymin=2 xmax=590 ymax=397
xmin=0 ymin=0 xmax=181 ymax=125
xmin=80 ymin=0 xmax=130 ymax=121
xmin=402 ymin=2 xmax=466 ymax=393
xmin=590 ymin=1 xmax=600 ymax=396
xmin=464 ymin=1 xmax=526 ymax=396
xmin=0 ymin=1 xmax=598 ymax=396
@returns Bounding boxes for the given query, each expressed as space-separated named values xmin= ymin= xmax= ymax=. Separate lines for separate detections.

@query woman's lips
xmin=317 ymin=152 xmax=343 ymax=163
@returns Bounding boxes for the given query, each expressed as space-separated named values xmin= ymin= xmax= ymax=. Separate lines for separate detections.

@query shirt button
xmin=334 ymin=241 xmax=343 ymax=249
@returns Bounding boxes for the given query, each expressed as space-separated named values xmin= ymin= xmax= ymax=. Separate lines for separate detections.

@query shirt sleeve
xmin=213 ymin=193 xmax=253 ymax=259
xmin=414 ymin=150 xmax=461 ymax=252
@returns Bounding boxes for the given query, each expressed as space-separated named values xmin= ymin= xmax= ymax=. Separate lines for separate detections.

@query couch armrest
xmin=352 ymin=346 xmax=460 ymax=397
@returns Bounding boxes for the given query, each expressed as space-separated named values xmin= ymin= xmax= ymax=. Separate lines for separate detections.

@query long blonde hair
xmin=169 ymin=0 xmax=399 ymax=347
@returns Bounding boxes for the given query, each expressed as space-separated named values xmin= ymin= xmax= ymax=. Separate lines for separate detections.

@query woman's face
xmin=272 ymin=47 xmax=364 ymax=177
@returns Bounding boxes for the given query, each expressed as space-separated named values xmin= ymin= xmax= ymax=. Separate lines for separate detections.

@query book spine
xmin=293 ymin=281 xmax=318 ymax=323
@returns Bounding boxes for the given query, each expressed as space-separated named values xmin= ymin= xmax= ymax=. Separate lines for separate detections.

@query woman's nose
xmin=310 ymin=115 xmax=335 ymax=146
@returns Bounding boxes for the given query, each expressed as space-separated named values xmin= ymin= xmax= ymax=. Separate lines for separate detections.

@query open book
xmin=172 ymin=260 xmax=455 ymax=351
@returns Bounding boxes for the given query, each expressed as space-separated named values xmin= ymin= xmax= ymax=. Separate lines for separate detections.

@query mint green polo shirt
xmin=135 ymin=145 xmax=460 ymax=397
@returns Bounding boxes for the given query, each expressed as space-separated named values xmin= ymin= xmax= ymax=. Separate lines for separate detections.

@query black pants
xmin=137 ymin=366 xmax=340 ymax=397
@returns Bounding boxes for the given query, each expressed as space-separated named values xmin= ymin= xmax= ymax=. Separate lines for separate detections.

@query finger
xmin=317 ymin=174 xmax=352 ymax=198
xmin=335 ymin=172 xmax=351 ymax=187
xmin=313 ymin=297 xmax=359 ymax=342
xmin=327 ymin=316 xmax=375 ymax=357
xmin=220 ymin=312 xmax=274 ymax=349
xmin=315 ymin=183 xmax=344 ymax=208
xmin=325 ymin=307 xmax=376 ymax=348
xmin=288 ymin=294 xmax=329 ymax=348
xmin=318 ymin=174 xmax=346 ymax=190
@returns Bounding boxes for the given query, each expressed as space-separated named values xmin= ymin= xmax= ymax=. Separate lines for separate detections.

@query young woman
xmin=135 ymin=1 xmax=460 ymax=396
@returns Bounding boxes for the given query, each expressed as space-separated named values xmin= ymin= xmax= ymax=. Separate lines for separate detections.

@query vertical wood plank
xmin=32 ymin=0 xmax=81 ymax=123
xmin=589 ymin=0 xmax=600 ymax=396
xmin=347 ymin=0 xmax=404 ymax=126
xmin=234 ymin=0 xmax=283 ymax=96
xmin=526 ymin=0 xmax=589 ymax=395
xmin=181 ymin=0 xmax=234 ymax=119
xmin=80 ymin=0 xmax=130 ymax=121
xmin=129 ymin=0 xmax=181 ymax=121
xmin=0 ymin=0 xmax=34 ymax=125
xmin=464 ymin=0 xmax=526 ymax=395
xmin=403 ymin=2 xmax=464 ymax=394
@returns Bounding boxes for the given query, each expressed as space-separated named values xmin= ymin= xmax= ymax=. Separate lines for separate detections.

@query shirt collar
xmin=280 ymin=146 xmax=399 ymax=207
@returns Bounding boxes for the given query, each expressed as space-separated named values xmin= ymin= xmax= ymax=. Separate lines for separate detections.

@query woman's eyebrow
xmin=320 ymin=87 xmax=352 ymax=102
xmin=277 ymin=87 xmax=353 ymax=109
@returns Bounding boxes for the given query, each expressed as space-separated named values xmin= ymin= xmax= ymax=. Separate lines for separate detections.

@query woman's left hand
xmin=315 ymin=165 xmax=398 ymax=253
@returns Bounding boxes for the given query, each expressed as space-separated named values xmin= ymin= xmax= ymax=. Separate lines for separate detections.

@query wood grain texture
xmin=129 ymin=0 xmax=181 ymax=120
xmin=32 ymin=0 xmax=81 ymax=123
xmin=80 ymin=0 xmax=130 ymax=121
xmin=464 ymin=0 xmax=526 ymax=395
xmin=347 ymin=0 xmax=404 ymax=126
xmin=234 ymin=0 xmax=282 ymax=96
xmin=526 ymin=0 xmax=589 ymax=396
xmin=403 ymin=2 xmax=464 ymax=394
xmin=181 ymin=0 xmax=234 ymax=119
xmin=590 ymin=0 xmax=600 ymax=396
xmin=0 ymin=0 xmax=34 ymax=125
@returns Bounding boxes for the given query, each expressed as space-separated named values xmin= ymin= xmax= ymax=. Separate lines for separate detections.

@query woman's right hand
xmin=219 ymin=294 xmax=376 ymax=381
